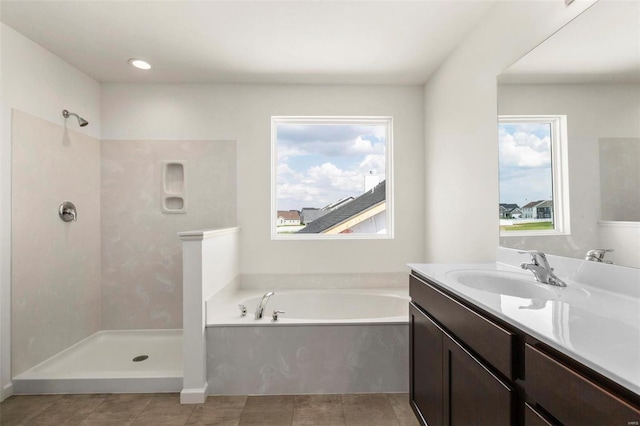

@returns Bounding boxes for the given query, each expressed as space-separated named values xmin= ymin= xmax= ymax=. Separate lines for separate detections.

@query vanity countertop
xmin=408 ymin=261 xmax=640 ymax=396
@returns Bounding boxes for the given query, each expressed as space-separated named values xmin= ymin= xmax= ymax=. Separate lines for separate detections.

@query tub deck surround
xmin=206 ymin=324 xmax=409 ymax=396
xmin=203 ymin=276 xmax=410 ymax=396
xmin=408 ymin=248 xmax=640 ymax=397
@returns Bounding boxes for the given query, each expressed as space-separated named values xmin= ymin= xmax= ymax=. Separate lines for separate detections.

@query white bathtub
xmin=206 ymin=288 xmax=409 ymax=325
xmin=205 ymin=287 xmax=409 ymax=395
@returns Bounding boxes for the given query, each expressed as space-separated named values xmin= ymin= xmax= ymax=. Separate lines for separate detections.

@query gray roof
xmin=522 ymin=200 xmax=545 ymax=209
xmin=499 ymin=203 xmax=520 ymax=211
xmin=298 ymin=181 xmax=386 ymax=234
xmin=300 ymin=208 xmax=327 ymax=224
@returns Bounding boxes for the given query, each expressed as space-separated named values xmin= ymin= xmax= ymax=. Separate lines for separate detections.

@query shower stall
xmin=10 ymin=108 xmax=237 ymax=393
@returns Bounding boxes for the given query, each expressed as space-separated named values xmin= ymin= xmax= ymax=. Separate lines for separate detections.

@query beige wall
xmin=101 ymin=140 xmax=236 ymax=329
xmin=101 ymin=84 xmax=425 ymax=274
xmin=1 ymin=23 xmax=102 ymax=393
xmin=422 ymin=0 xmax=594 ymax=263
xmin=11 ymin=110 xmax=101 ymax=375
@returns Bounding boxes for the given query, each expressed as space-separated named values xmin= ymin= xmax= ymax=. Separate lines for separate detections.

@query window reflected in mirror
xmin=498 ymin=115 xmax=569 ymax=236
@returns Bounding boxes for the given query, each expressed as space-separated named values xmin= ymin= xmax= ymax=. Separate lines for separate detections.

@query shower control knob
xmin=59 ymin=201 xmax=77 ymax=222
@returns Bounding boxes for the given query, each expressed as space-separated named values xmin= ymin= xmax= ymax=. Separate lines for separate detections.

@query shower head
xmin=62 ymin=110 xmax=89 ymax=127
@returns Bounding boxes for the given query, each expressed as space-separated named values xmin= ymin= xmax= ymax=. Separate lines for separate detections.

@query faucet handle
xmin=518 ymin=250 xmax=548 ymax=265
xmin=518 ymin=249 xmax=545 ymax=257
xmin=585 ymin=249 xmax=614 ymax=263
xmin=272 ymin=310 xmax=285 ymax=322
xmin=238 ymin=304 xmax=247 ymax=317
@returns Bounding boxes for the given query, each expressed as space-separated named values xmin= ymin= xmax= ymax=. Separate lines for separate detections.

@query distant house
xmin=535 ymin=200 xmax=553 ymax=219
xmin=300 ymin=197 xmax=356 ymax=225
xmin=276 ymin=210 xmax=301 ymax=226
xmin=521 ymin=200 xmax=553 ymax=219
xmin=300 ymin=207 xmax=326 ymax=225
xmin=298 ymin=181 xmax=386 ymax=234
xmin=499 ymin=203 xmax=522 ymax=219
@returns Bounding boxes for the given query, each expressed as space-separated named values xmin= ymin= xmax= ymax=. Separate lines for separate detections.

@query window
xmin=271 ymin=116 xmax=393 ymax=239
xmin=498 ymin=115 xmax=570 ymax=236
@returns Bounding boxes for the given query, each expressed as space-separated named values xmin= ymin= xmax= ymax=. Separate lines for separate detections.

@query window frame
xmin=271 ymin=116 xmax=394 ymax=240
xmin=498 ymin=115 xmax=571 ymax=237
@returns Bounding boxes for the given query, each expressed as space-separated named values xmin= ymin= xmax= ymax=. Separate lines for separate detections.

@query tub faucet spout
xmin=255 ymin=291 xmax=274 ymax=319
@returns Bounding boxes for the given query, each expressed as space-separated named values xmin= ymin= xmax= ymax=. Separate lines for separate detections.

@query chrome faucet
xmin=519 ymin=250 xmax=566 ymax=287
xmin=255 ymin=291 xmax=274 ymax=319
xmin=585 ymin=249 xmax=613 ymax=263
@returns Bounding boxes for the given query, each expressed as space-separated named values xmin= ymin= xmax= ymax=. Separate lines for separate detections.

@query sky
xmin=498 ymin=122 xmax=553 ymax=208
xmin=276 ymin=123 xmax=386 ymax=211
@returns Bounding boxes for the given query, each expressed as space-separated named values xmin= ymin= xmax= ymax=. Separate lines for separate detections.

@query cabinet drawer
xmin=525 ymin=343 xmax=640 ymax=425
xmin=410 ymin=274 xmax=515 ymax=380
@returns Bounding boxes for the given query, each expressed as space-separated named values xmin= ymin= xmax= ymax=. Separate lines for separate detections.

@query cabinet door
xmin=524 ymin=403 xmax=557 ymax=426
xmin=444 ymin=332 xmax=514 ymax=426
xmin=410 ymin=303 xmax=443 ymax=426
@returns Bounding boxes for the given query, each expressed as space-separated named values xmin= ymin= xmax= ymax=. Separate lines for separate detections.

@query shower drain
xmin=132 ymin=355 xmax=149 ymax=362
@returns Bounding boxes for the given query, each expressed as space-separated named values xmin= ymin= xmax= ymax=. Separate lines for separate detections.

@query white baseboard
xmin=180 ymin=382 xmax=208 ymax=404
xmin=1 ymin=382 xmax=14 ymax=401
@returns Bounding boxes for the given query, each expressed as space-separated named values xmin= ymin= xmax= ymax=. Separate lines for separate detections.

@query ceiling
xmin=499 ymin=0 xmax=640 ymax=84
xmin=0 ymin=0 xmax=496 ymax=85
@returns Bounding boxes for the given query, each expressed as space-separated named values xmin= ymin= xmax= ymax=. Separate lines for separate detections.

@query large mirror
xmin=497 ymin=0 xmax=640 ymax=268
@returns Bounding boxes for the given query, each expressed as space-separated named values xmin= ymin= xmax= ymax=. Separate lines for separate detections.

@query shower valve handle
xmin=59 ymin=201 xmax=78 ymax=222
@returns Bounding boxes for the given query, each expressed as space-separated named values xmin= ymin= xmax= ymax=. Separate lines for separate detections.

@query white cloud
xmin=278 ymin=144 xmax=307 ymax=162
xmin=275 ymin=123 xmax=388 ymax=210
xmin=499 ymin=128 xmax=550 ymax=168
xmin=277 ymin=163 xmax=304 ymax=184
xmin=277 ymin=159 xmax=385 ymax=210
xmin=357 ymin=153 xmax=386 ymax=175
xmin=306 ymin=162 xmax=363 ymax=193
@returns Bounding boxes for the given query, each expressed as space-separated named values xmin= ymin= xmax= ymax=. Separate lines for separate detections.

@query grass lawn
xmin=501 ymin=221 xmax=553 ymax=231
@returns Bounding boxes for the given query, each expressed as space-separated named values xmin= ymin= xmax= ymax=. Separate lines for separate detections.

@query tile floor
xmin=0 ymin=393 xmax=420 ymax=426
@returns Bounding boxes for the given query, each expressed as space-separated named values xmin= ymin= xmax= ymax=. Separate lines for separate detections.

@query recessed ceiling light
xmin=128 ymin=58 xmax=151 ymax=70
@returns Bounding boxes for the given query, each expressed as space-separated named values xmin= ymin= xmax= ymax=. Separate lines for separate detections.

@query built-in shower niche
xmin=162 ymin=161 xmax=187 ymax=214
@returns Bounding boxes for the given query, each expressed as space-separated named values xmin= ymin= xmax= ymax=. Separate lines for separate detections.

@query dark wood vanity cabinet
xmin=409 ymin=272 xmax=640 ymax=426
xmin=409 ymin=296 xmax=514 ymax=425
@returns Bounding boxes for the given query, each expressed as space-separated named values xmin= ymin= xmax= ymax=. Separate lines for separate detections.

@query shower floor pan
xmin=12 ymin=329 xmax=182 ymax=394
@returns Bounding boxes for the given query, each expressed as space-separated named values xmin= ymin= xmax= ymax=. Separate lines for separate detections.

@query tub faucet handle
xmin=272 ymin=310 xmax=285 ymax=322
xmin=238 ymin=304 xmax=247 ymax=317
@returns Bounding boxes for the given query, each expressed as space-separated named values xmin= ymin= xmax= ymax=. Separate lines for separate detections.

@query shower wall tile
xmin=101 ymin=140 xmax=237 ymax=330
xmin=206 ymin=324 xmax=408 ymax=395
xmin=599 ymin=138 xmax=640 ymax=221
xmin=11 ymin=109 xmax=101 ymax=376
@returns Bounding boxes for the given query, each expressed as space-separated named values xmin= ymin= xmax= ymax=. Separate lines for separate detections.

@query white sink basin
xmin=447 ymin=270 xmax=557 ymax=299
